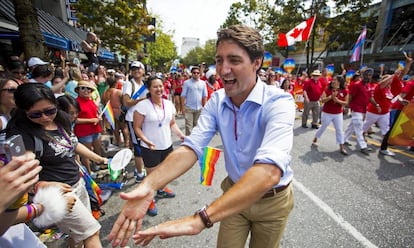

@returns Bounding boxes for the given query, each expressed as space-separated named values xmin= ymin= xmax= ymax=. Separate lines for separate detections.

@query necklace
xmin=150 ymin=98 xmax=165 ymax=127
xmin=46 ymin=126 xmax=73 ymax=150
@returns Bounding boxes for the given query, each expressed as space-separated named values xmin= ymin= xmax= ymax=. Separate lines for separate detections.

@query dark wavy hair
xmin=329 ymin=75 xmax=346 ymax=90
xmin=7 ymin=83 xmax=71 ymax=140
xmin=145 ymin=75 xmax=162 ymax=99
xmin=57 ymin=95 xmax=80 ymax=113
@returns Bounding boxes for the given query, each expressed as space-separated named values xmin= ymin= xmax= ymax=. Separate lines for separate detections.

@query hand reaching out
xmin=108 ymin=183 xmax=155 ymax=247
xmin=132 ymin=215 xmax=205 ymax=246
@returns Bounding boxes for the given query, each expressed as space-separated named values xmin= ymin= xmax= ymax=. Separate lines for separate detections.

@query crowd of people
xmin=0 ymin=24 xmax=413 ymax=248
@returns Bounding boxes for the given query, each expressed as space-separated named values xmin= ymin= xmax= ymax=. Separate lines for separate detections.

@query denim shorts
xmin=78 ymin=133 xmax=100 ymax=144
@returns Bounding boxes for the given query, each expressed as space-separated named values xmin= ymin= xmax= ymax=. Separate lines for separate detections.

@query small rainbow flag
xmin=102 ymin=101 xmax=115 ymax=130
xmin=79 ymin=165 xmax=102 ymax=206
xmin=199 ymin=146 xmax=221 ymax=186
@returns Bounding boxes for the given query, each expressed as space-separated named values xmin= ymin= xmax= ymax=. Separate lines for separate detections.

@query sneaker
xmin=157 ymin=187 xmax=176 ymax=198
xmin=344 ymin=141 xmax=352 ymax=147
xmin=380 ymin=149 xmax=395 ymax=156
xmin=360 ymin=147 xmax=372 ymax=155
xmin=311 ymin=142 xmax=318 ymax=147
xmin=134 ymin=169 xmax=146 ymax=183
xmin=147 ymin=200 xmax=158 ymax=216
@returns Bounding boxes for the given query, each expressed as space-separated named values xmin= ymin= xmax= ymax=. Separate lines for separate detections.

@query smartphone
xmin=0 ymin=134 xmax=26 ymax=164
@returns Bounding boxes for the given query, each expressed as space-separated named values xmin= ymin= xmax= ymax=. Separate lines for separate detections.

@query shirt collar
xmin=223 ymin=77 xmax=264 ymax=109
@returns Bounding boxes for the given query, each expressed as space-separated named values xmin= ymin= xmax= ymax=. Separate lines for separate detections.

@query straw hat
xmin=311 ymin=70 xmax=322 ymax=76
xmin=75 ymin=80 xmax=96 ymax=93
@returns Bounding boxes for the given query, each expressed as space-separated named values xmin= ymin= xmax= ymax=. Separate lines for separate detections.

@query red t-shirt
xmin=173 ymin=79 xmax=183 ymax=94
xmin=74 ymin=97 xmax=103 ymax=137
xmin=303 ymin=78 xmax=324 ymax=101
xmin=367 ymin=85 xmax=394 ymax=114
xmin=322 ymin=88 xmax=348 ymax=114
xmin=391 ymin=80 xmax=414 ymax=110
xmin=349 ymin=81 xmax=370 ymax=113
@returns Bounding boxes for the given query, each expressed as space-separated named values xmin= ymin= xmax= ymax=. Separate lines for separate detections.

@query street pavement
xmin=46 ymin=112 xmax=414 ymax=248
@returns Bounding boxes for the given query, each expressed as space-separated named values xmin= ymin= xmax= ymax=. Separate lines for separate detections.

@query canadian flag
xmin=277 ymin=16 xmax=316 ymax=47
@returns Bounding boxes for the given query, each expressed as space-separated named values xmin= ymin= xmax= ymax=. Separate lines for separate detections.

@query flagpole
xmin=100 ymin=100 xmax=110 ymax=118
xmin=360 ymin=37 xmax=365 ymax=67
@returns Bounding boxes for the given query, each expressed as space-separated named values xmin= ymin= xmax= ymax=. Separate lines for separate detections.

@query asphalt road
xmin=46 ymin=112 xmax=414 ymax=248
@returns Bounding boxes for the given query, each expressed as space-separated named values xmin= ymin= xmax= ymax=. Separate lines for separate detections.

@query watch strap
xmin=197 ymin=205 xmax=213 ymax=228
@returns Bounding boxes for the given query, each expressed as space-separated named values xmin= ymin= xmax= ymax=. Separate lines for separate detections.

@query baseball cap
xmin=27 ymin=57 xmax=48 ymax=68
xmin=131 ymin=61 xmax=144 ymax=69
xmin=206 ymin=69 xmax=216 ymax=79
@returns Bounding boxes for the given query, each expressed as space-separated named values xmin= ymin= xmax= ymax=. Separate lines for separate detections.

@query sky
xmin=146 ymin=0 xmax=239 ymax=54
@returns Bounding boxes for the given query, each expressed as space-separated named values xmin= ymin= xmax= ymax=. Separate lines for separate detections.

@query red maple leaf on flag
xmin=290 ymin=28 xmax=304 ymax=38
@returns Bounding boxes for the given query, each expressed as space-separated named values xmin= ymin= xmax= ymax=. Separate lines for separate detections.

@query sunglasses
xmin=192 ymin=71 xmax=200 ymax=74
xmin=79 ymin=86 xmax=93 ymax=91
xmin=1 ymin=88 xmax=17 ymax=93
xmin=27 ymin=107 xmax=57 ymax=119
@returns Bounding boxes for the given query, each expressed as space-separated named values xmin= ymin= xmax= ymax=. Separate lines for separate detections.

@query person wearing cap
xmin=74 ymin=81 xmax=104 ymax=174
xmin=343 ymin=68 xmax=375 ymax=155
xmin=29 ymin=64 xmax=69 ymax=95
xmin=205 ymin=69 xmax=220 ymax=100
xmin=27 ymin=57 xmax=48 ymax=72
xmin=302 ymin=69 xmax=324 ymax=129
xmin=180 ymin=66 xmax=208 ymax=135
xmin=121 ymin=61 xmax=148 ymax=182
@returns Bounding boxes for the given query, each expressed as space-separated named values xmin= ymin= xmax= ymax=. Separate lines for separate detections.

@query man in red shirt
xmin=343 ymin=68 xmax=374 ymax=155
xmin=302 ymin=70 xmax=324 ymax=129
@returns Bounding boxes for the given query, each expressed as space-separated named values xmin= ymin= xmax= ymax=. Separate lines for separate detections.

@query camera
xmin=0 ymin=134 xmax=26 ymax=164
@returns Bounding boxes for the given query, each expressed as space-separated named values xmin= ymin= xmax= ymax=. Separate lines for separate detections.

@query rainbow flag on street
xmin=199 ymin=147 xmax=221 ymax=186
xmin=102 ymin=101 xmax=115 ymax=130
xmin=388 ymin=103 xmax=414 ymax=146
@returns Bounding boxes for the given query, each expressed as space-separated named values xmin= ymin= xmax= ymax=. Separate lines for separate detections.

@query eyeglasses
xmin=1 ymin=88 xmax=17 ymax=93
xmin=192 ymin=72 xmax=200 ymax=75
xmin=27 ymin=107 xmax=57 ymax=119
xmin=79 ymin=86 xmax=93 ymax=91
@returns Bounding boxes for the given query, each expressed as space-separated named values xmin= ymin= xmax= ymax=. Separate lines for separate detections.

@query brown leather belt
xmin=227 ymin=177 xmax=291 ymax=199
xmin=262 ymin=182 xmax=291 ymax=198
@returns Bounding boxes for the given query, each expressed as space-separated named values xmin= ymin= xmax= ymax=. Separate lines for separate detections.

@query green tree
xmin=12 ymin=0 xmax=45 ymax=60
xmin=75 ymin=0 xmax=152 ymax=69
xmin=146 ymin=30 xmax=178 ymax=72
xmin=221 ymin=0 xmax=373 ymax=71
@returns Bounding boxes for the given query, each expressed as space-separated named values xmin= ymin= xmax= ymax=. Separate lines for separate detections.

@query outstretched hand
xmin=108 ymin=184 xmax=155 ymax=247
xmin=132 ymin=214 xmax=205 ymax=246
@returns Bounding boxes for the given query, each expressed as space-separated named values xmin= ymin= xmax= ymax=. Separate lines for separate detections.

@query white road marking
xmin=293 ymin=178 xmax=378 ymax=248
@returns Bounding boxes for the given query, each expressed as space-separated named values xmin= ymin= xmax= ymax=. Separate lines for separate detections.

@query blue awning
xmin=0 ymin=31 xmax=69 ymax=50
xmin=98 ymin=49 xmax=115 ymax=60
xmin=43 ymin=32 xmax=70 ymax=50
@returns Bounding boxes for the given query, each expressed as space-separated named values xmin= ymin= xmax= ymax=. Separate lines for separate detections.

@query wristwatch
xmin=195 ymin=205 xmax=213 ymax=228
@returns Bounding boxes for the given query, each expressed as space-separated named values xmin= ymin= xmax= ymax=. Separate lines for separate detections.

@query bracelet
xmin=31 ymin=203 xmax=40 ymax=218
xmin=25 ymin=204 xmax=33 ymax=222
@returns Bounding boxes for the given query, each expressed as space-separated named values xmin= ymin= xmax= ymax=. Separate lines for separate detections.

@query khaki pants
xmin=217 ymin=177 xmax=294 ymax=248
xmin=184 ymin=108 xmax=202 ymax=135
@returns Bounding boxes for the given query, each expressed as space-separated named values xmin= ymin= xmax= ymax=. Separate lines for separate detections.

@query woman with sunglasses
xmin=74 ymin=81 xmax=104 ymax=174
xmin=0 ymin=78 xmax=19 ymax=130
xmin=6 ymin=83 xmax=104 ymax=248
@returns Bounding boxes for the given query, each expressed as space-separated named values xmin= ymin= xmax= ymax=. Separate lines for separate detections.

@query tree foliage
xmin=12 ymin=0 xmax=45 ymax=60
xmin=146 ymin=30 xmax=178 ymax=72
xmin=181 ymin=39 xmax=217 ymax=67
xmin=75 ymin=0 xmax=153 ymax=68
xmin=221 ymin=0 xmax=374 ymax=69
